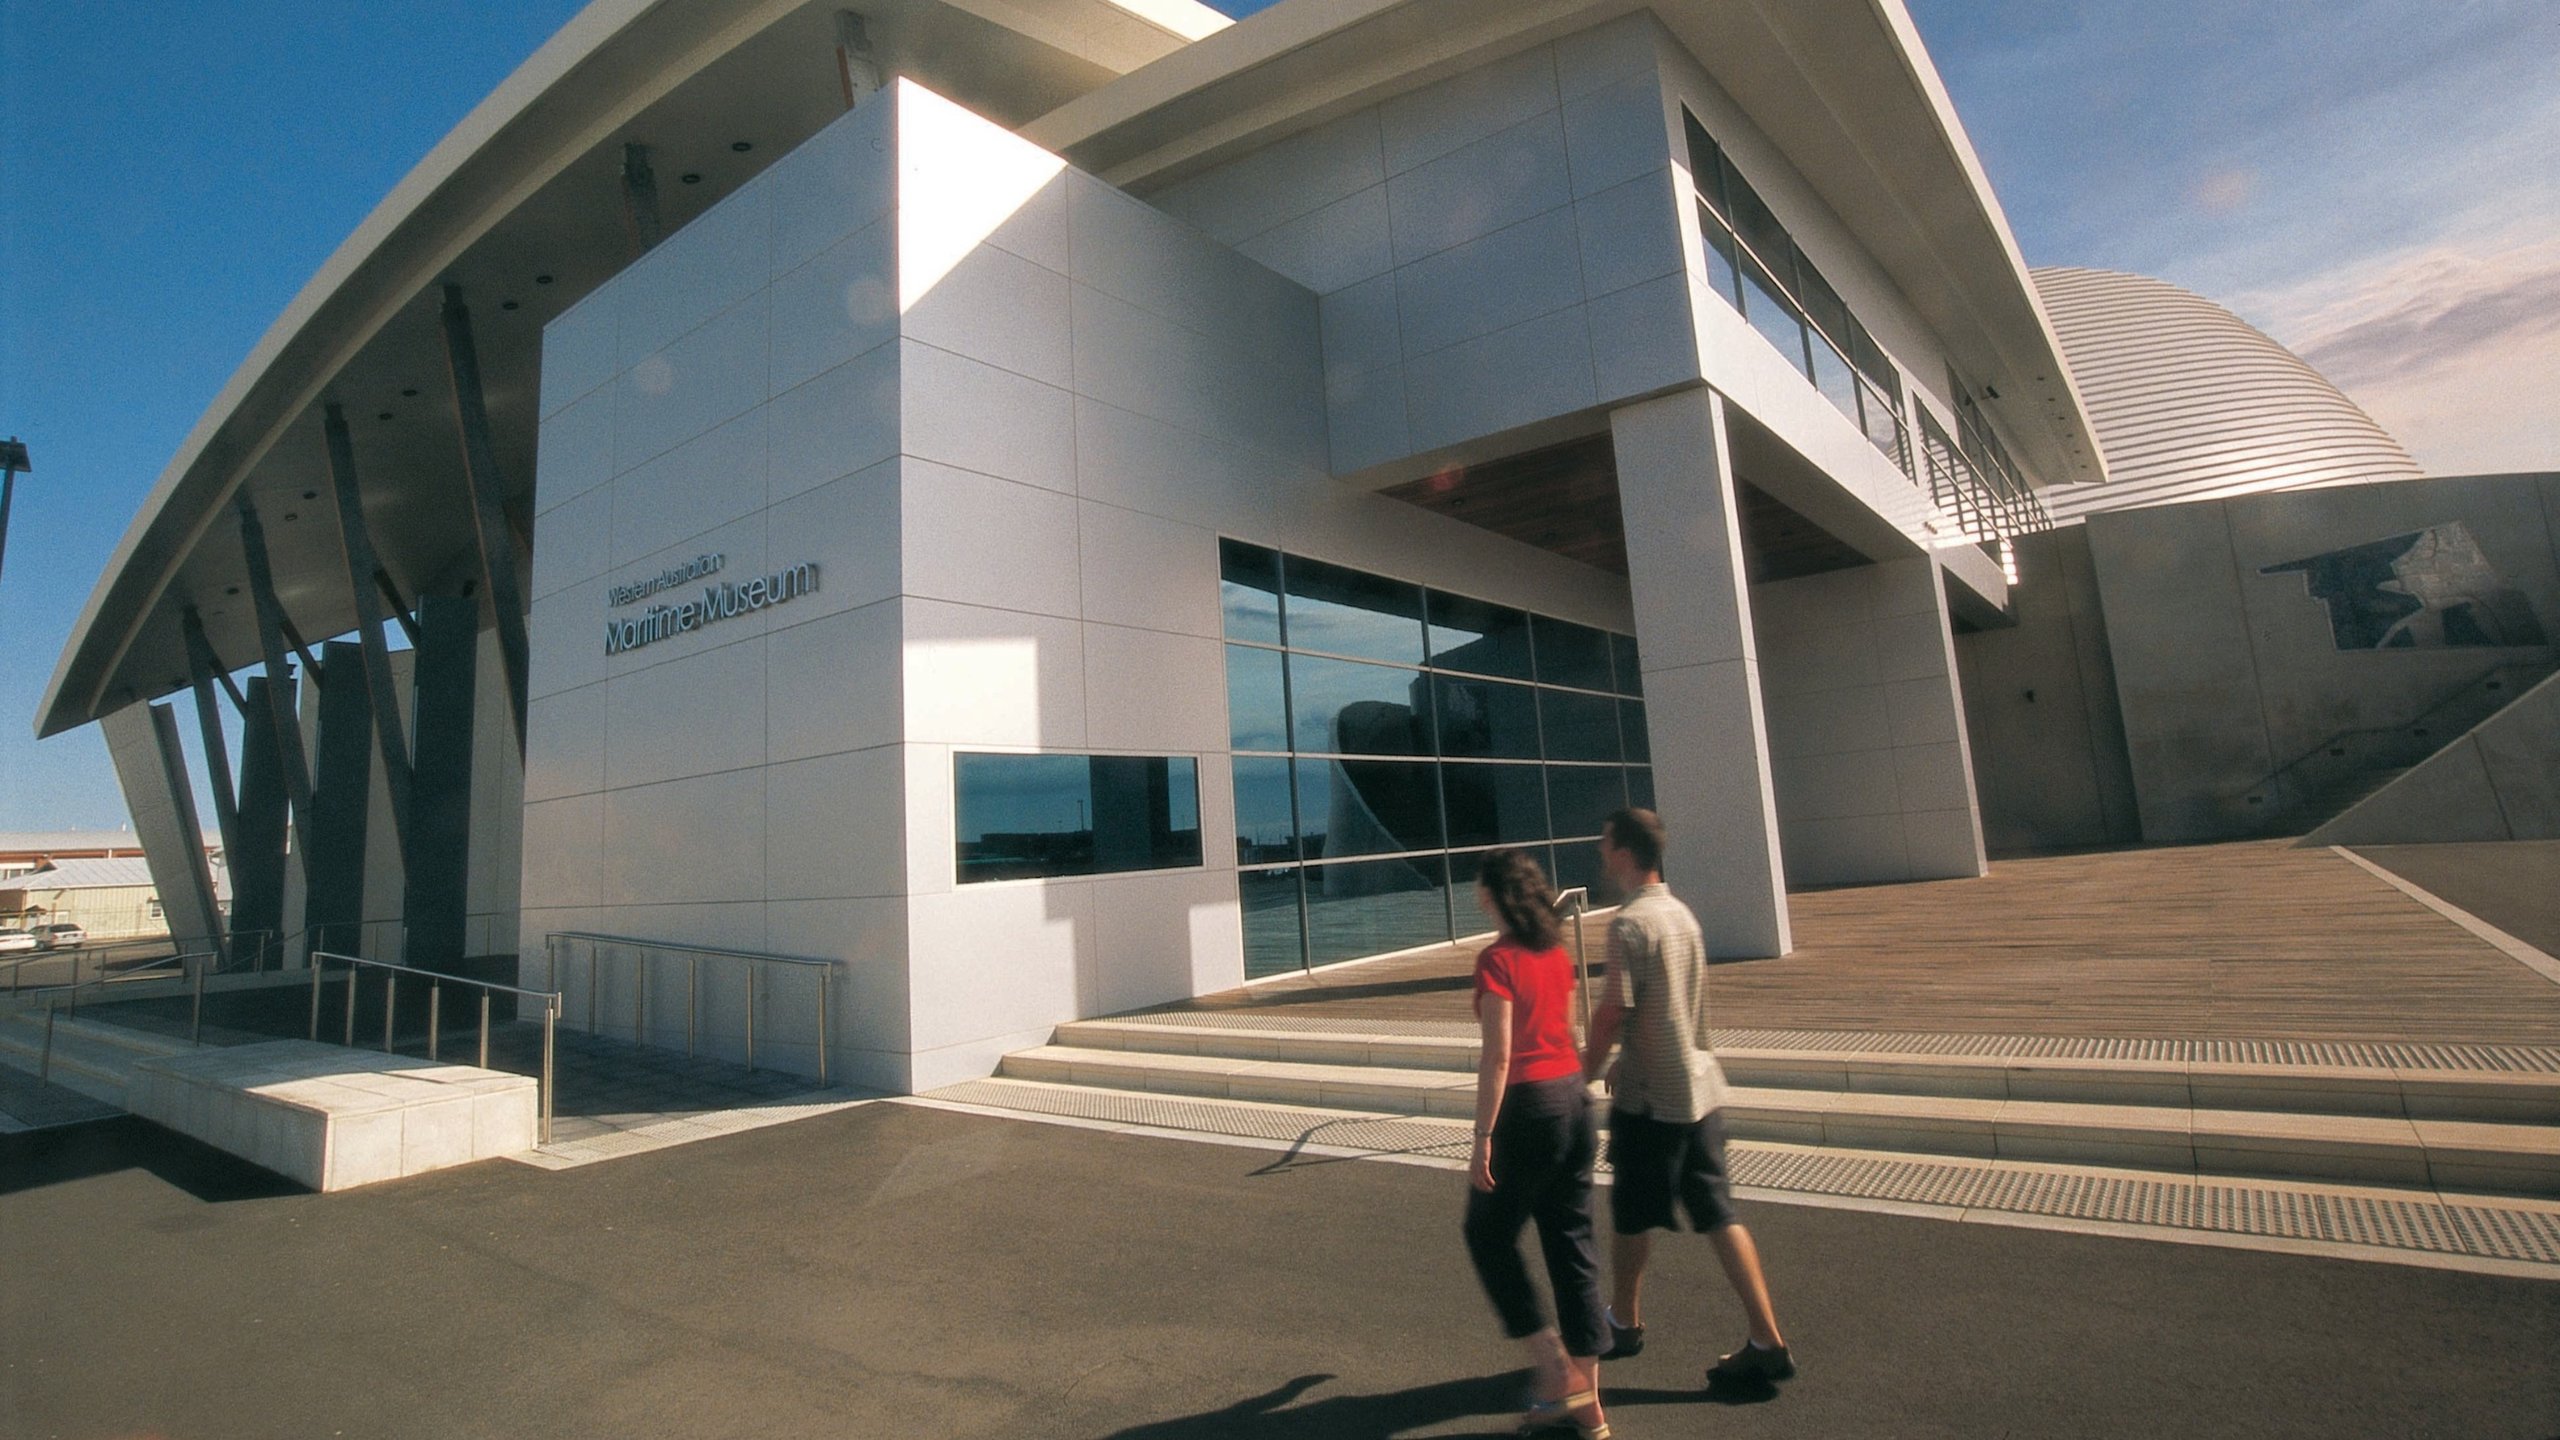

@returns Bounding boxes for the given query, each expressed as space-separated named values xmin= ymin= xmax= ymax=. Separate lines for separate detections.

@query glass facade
xmin=954 ymin=753 xmax=1203 ymax=883
xmin=1683 ymin=110 xmax=1910 ymax=478
xmin=1683 ymin=109 xmax=2051 ymax=558
xmin=1223 ymin=540 xmax=1651 ymax=977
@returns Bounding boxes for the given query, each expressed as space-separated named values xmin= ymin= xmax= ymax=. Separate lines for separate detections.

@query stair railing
xmin=1553 ymin=887 xmax=1596 ymax=1039
xmin=35 ymin=948 xmax=217 ymax=1080
xmin=2231 ymin=659 xmax=2555 ymax=829
xmin=540 ymin=931 xmax=834 ymax=1087
xmin=306 ymin=951 xmax=565 ymax=1143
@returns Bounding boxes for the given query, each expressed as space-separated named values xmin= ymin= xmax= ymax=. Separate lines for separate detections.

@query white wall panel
xmin=764 ymin=600 xmax=904 ymax=765
xmin=768 ymin=216 xmax=898 ymax=396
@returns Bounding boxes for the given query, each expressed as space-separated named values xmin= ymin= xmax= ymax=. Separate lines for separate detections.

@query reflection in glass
xmin=1240 ymin=867 xmax=1306 ymax=979
xmin=1550 ymin=839 xmax=1611 ymax=908
xmin=956 ymin=754 xmax=1203 ymax=882
xmin=1626 ymin=766 xmax=1655 ymax=812
xmin=1808 ymin=333 xmax=1862 ymax=426
xmin=1539 ymin=689 xmax=1623 ymax=763
xmin=1232 ymin=756 xmax=1299 ymax=865
xmin=1610 ymin=634 xmax=1642 ymax=696
xmin=1303 ymin=855 xmax=1450 ymax=967
xmin=1282 ymin=555 xmax=1427 ymax=664
xmin=1621 ymin=700 xmax=1650 ymax=763
xmin=1741 ymin=253 xmax=1809 ymax=375
xmin=1220 ymin=539 xmax=1283 ymax=646
xmin=1225 ymin=644 xmax=1289 ymax=753
xmin=1289 ymin=654 xmax=1433 ymax=755
xmin=1532 ymin=615 xmax=1615 ymax=692
xmin=1425 ymin=592 xmax=1534 ymax=679
xmin=1297 ymin=758 xmax=1442 ymax=859
xmin=1546 ymin=765 xmax=1626 ymax=841
xmin=1441 ymin=763 xmax=1550 ymax=849
xmin=1434 ymin=675 xmax=1541 ymax=759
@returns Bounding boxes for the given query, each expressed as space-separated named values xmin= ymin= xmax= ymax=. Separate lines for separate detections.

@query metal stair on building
xmin=925 ymin=1014 xmax=2560 ymax=1270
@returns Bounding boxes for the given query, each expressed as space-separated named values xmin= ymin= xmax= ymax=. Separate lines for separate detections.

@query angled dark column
xmin=236 ymin=498 xmax=319 ymax=880
xmin=230 ymin=674 xmax=293 ymax=951
xmin=178 ymin=606 xmax=243 ymax=868
xmin=322 ymin=402 xmax=414 ymax=861
xmin=621 ymin=142 xmax=662 ymax=255
xmin=401 ymin=595 xmax=479 ymax=970
xmin=834 ymin=10 xmax=884 ymax=107
xmin=303 ymin=640 xmax=374 ymax=958
xmin=439 ymin=286 xmax=531 ymax=754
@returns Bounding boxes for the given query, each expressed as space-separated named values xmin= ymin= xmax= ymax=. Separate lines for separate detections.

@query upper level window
xmin=1683 ymin=111 xmax=1910 ymax=478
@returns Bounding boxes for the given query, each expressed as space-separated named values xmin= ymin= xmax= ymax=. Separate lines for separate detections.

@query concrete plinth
xmin=127 ymin=1040 xmax=538 ymax=1191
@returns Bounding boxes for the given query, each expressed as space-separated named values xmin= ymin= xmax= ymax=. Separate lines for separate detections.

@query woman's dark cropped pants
xmin=1462 ymin=1074 xmax=1606 ymax=1357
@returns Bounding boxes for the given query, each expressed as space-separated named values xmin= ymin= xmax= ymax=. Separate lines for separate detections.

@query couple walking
xmin=1462 ymin=808 xmax=1792 ymax=1438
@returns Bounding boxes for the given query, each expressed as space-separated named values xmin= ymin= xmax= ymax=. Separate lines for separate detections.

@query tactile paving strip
xmin=932 ymin=1078 xmax=2560 ymax=1268
xmin=1116 ymin=1015 xmax=2560 ymax=1073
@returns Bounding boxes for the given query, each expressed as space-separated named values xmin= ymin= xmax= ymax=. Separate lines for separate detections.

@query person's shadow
xmin=1097 ymin=1371 xmax=1726 ymax=1439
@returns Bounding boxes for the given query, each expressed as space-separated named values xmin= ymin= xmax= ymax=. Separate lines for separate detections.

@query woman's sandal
xmin=1517 ymin=1386 xmax=1610 ymax=1439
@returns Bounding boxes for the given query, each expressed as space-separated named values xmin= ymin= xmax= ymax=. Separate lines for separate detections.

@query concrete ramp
xmin=2311 ymin=668 xmax=2560 ymax=845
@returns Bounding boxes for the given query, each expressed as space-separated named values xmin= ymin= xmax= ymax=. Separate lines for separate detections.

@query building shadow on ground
xmin=0 ymin=1116 xmax=302 ymax=1203
xmin=1099 ymin=1372 xmax=1737 ymax=1439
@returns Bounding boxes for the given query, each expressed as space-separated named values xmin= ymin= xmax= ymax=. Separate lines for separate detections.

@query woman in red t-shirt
xmin=1462 ymin=849 xmax=1610 ymax=1439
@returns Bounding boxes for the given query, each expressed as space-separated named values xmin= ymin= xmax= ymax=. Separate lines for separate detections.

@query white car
xmin=33 ymin=924 xmax=85 ymax=950
xmin=0 ymin=929 xmax=38 ymax=955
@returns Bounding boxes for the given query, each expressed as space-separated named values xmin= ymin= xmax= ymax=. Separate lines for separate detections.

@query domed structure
xmin=2030 ymin=266 xmax=2421 ymax=520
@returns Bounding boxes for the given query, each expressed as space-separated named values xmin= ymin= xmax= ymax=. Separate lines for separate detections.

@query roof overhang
xmin=1029 ymin=0 xmax=2105 ymax=487
xmin=39 ymin=0 xmax=1225 ymax=738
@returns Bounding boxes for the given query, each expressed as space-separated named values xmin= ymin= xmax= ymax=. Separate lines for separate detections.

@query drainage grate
xmin=1124 ymin=1016 xmax=2560 ymax=1074
xmin=935 ymin=1079 xmax=2560 ymax=1269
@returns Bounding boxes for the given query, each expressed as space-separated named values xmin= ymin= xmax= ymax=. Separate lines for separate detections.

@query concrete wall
xmin=1144 ymin=14 xmax=1695 ymax=476
xmin=525 ymin=83 xmax=912 ymax=1089
xmin=528 ymin=80 xmax=1638 ymax=1092
xmin=1956 ymin=526 xmax=2141 ymax=853
xmin=2312 ymin=667 xmax=2560 ymax=844
xmin=2087 ymin=473 xmax=2560 ymax=842
xmin=1753 ymin=558 xmax=1986 ymax=885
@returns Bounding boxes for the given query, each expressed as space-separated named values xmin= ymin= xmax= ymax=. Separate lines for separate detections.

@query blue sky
xmin=2 ymin=0 xmax=2554 ymax=830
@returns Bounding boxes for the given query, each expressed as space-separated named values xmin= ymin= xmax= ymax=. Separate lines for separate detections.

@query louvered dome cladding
xmin=2030 ymin=267 xmax=2422 ymax=521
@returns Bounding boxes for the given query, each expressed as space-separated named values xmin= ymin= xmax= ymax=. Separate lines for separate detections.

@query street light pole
xmin=0 ymin=438 xmax=29 ymax=599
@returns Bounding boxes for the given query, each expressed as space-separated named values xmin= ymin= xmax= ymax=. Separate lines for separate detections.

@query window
xmin=1225 ymin=543 xmax=1651 ymax=976
xmin=955 ymin=754 xmax=1203 ymax=883
xmin=1683 ymin=109 xmax=1910 ymax=479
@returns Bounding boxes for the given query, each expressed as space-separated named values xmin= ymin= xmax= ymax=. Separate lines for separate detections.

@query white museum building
xmin=50 ymin=0 xmax=2547 ymax=1096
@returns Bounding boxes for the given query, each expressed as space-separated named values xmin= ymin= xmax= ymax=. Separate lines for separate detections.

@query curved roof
xmin=44 ymin=0 xmax=2094 ymax=738
xmin=2030 ymin=266 xmax=2422 ymax=522
xmin=37 ymin=0 xmax=1225 ymax=739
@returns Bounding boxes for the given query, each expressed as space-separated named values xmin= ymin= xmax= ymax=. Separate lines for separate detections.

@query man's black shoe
xmin=1600 ymin=1321 xmax=1645 ymax=1361
xmin=1707 ymin=1340 xmax=1795 ymax=1385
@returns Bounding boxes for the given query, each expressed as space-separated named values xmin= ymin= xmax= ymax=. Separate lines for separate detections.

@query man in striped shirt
xmin=1581 ymin=807 xmax=1796 ymax=1388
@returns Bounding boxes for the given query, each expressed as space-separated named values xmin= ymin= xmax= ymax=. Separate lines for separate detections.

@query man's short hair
xmin=1605 ymin=808 xmax=1666 ymax=874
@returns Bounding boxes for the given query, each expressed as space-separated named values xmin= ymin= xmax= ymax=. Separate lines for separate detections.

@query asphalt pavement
xmin=4 ymin=1104 xmax=2557 ymax=1439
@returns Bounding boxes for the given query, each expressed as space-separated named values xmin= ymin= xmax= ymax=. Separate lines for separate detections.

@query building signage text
xmin=604 ymin=557 xmax=821 ymax=656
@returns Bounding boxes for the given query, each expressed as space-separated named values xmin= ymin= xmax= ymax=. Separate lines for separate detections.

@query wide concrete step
xmin=1055 ymin=1017 xmax=2560 ymax=1123
xmin=1000 ymin=1044 xmax=2560 ymax=1197
xmin=932 ymin=1076 xmax=2560 ymax=1274
xmin=0 ymin=1010 xmax=194 ymax=1106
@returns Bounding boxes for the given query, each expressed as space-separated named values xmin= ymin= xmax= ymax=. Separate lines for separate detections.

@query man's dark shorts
xmin=1607 ymin=1108 xmax=1738 ymax=1233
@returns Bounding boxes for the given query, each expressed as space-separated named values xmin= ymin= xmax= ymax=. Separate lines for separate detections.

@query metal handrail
xmin=307 ymin=950 xmax=562 ymax=1144
xmin=541 ymin=931 xmax=832 ymax=1087
xmin=1553 ymin=887 xmax=1595 ymax=1040
xmin=33 ymin=948 xmax=219 ymax=1082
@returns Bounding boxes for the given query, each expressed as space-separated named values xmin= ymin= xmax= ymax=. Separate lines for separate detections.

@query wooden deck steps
xmin=983 ymin=1016 xmax=2560 ymax=1199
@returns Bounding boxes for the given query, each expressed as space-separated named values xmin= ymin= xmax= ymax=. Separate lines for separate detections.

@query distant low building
xmin=0 ymin=830 xmax=179 ymax=882
xmin=0 ymin=854 xmax=233 ymax=942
